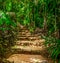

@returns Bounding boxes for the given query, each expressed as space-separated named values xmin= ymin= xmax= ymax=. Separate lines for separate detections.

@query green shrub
xmin=0 ymin=10 xmax=16 ymax=59
xmin=44 ymin=36 xmax=60 ymax=62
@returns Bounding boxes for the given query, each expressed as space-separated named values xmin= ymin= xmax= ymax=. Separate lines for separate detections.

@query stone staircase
xmin=12 ymin=26 xmax=46 ymax=54
xmin=7 ymin=25 xmax=54 ymax=63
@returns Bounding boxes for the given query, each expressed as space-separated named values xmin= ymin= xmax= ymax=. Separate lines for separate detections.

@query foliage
xmin=0 ymin=11 xmax=16 ymax=60
xmin=42 ymin=0 xmax=60 ymax=62
xmin=0 ymin=0 xmax=60 ymax=62
xmin=44 ymin=36 xmax=60 ymax=60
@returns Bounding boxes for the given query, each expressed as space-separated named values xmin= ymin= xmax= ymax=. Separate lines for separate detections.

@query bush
xmin=44 ymin=36 xmax=60 ymax=63
xmin=0 ymin=10 xmax=16 ymax=60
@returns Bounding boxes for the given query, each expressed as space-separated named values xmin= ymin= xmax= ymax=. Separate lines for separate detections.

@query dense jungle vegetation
xmin=0 ymin=0 xmax=60 ymax=63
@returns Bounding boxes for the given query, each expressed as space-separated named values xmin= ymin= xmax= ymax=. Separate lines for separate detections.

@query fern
xmin=44 ymin=36 xmax=60 ymax=62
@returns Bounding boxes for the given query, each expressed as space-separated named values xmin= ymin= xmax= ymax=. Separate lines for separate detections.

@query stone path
xmin=7 ymin=54 xmax=54 ymax=63
xmin=7 ymin=25 xmax=54 ymax=63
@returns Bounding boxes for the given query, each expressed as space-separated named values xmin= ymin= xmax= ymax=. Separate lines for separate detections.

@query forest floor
xmin=7 ymin=25 xmax=54 ymax=63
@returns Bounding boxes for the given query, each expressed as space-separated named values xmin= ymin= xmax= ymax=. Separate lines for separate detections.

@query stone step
xmin=19 ymin=29 xmax=29 ymax=32
xmin=17 ymin=36 xmax=41 ymax=40
xmin=17 ymin=34 xmax=41 ymax=37
xmin=16 ymin=39 xmax=45 ymax=46
xmin=7 ymin=54 xmax=53 ymax=63
xmin=17 ymin=34 xmax=35 ymax=37
xmin=18 ymin=32 xmax=42 ymax=37
xmin=19 ymin=28 xmax=28 ymax=31
xmin=12 ymin=45 xmax=46 ymax=54
xmin=17 ymin=37 xmax=29 ymax=40
xmin=18 ymin=32 xmax=31 ymax=35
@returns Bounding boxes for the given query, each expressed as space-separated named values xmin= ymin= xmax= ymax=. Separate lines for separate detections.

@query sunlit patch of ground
xmin=7 ymin=54 xmax=54 ymax=63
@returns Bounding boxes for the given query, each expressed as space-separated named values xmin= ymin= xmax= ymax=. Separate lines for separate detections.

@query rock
xmin=40 ymin=60 xmax=48 ymax=63
xmin=30 ymin=58 xmax=48 ymax=63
